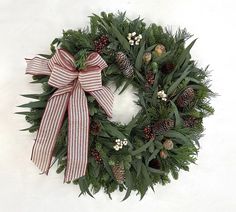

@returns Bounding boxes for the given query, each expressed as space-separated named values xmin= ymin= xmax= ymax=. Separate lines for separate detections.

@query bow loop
xmin=48 ymin=49 xmax=78 ymax=89
xmin=48 ymin=65 xmax=78 ymax=88
xmin=48 ymin=49 xmax=75 ymax=71
xmin=85 ymin=52 xmax=108 ymax=70
xmin=79 ymin=52 xmax=108 ymax=92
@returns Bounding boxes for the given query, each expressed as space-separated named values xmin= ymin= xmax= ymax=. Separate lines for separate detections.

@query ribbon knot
xmin=25 ymin=49 xmax=113 ymax=182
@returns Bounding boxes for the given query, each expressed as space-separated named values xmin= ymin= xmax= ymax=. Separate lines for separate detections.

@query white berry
xmin=123 ymin=140 xmax=128 ymax=146
xmin=118 ymin=143 xmax=123 ymax=149
xmin=113 ymin=145 xmax=120 ymax=151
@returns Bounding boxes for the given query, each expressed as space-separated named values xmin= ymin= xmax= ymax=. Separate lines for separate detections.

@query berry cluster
xmin=91 ymin=149 xmax=102 ymax=163
xmin=127 ymin=32 xmax=142 ymax=45
xmin=113 ymin=138 xmax=128 ymax=151
xmin=157 ymin=90 xmax=168 ymax=101
xmin=94 ymin=35 xmax=109 ymax=54
xmin=143 ymin=125 xmax=155 ymax=140
xmin=146 ymin=71 xmax=155 ymax=84
xmin=90 ymin=120 xmax=101 ymax=135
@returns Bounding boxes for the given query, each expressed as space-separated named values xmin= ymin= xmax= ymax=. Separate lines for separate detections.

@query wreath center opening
xmin=108 ymin=84 xmax=141 ymax=124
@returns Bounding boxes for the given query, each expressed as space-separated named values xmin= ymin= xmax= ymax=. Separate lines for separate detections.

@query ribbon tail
xmin=31 ymin=90 xmax=70 ymax=174
xmin=64 ymin=82 xmax=89 ymax=182
xmin=90 ymin=86 xmax=113 ymax=117
xmin=25 ymin=57 xmax=51 ymax=76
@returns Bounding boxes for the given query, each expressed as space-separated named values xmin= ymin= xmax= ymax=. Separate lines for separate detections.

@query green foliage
xmin=74 ymin=49 xmax=88 ymax=69
xmin=19 ymin=12 xmax=215 ymax=200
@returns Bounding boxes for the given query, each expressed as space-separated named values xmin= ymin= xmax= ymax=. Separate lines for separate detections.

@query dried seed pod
xmin=154 ymin=44 xmax=166 ymax=56
xmin=143 ymin=52 xmax=152 ymax=64
xmin=163 ymin=139 xmax=174 ymax=150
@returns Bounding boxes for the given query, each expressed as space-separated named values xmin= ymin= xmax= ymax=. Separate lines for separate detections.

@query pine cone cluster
xmin=94 ymin=35 xmax=109 ymax=54
xmin=115 ymin=52 xmax=134 ymax=78
xmin=177 ymin=87 xmax=195 ymax=108
xmin=91 ymin=149 xmax=102 ymax=163
xmin=112 ymin=164 xmax=125 ymax=184
xmin=153 ymin=119 xmax=174 ymax=134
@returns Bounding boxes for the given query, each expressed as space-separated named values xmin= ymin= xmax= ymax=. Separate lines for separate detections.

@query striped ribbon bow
xmin=25 ymin=49 xmax=113 ymax=182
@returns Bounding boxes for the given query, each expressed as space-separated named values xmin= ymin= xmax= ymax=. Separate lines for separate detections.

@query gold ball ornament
xmin=154 ymin=44 xmax=166 ymax=56
xmin=160 ymin=150 xmax=168 ymax=159
xmin=143 ymin=52 xmax=152 ymax=64
xmin=163 ymin=139 xmax=174 ymax=150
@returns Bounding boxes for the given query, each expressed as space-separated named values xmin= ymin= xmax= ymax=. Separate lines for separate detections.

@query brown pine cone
xmin=144 ymin=125 xmax=155 ymax=141
xmin=176 ymin=87 xmax=195 ymax=108
xmin=149 ymin=159 xmax=161 ymax=169
xmin=116 ymin=52 xmax=134 ymax=78
xmin=161 ymin=62 xmax=175 ymax=74
xmin=183 ymin=116 xmax=199 ymax=128
xmin=153 ymin=119 xmax=174 ymax=134
xmin=112 ymin=163 xmax=125 ymax=184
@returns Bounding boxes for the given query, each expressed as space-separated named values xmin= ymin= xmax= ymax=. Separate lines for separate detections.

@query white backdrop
xmin=0 ymin=0 xmax=236 ymax=211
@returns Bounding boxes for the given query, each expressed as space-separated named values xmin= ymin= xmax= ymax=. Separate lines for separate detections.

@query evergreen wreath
xmin=18 ymin=12 xmax=215 ymax=200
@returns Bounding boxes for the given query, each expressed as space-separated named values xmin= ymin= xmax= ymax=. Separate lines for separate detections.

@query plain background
xmin=0 ymin=0 xmax=236 ymax=211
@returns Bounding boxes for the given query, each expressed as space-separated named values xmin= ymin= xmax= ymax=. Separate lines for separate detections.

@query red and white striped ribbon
xmin=26 ymin=49 xmax=113 ymax=182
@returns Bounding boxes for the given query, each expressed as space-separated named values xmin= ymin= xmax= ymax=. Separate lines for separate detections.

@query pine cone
xmin=149 ymin=159 xmax=161 ymax=169
xmin=116 ymin=52 xmax=134 ymax=78
xmin=153 ymin=119 xmax=174 ymax=134
xmin=160 ymin=62 xmax=175 ymax=74
xmin=144 ymin=125 xmax=155 ymax=141
xmin=176 ymin=87 xmax=195 ymax=108
xmin=183 ymin=116 xmax=199 ymax=128
xmin=112 ymin=163 xmax=125 ymax=184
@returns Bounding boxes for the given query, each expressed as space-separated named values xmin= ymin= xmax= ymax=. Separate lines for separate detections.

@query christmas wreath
xmin=18 ymin=12 xmax=215 ymax=200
